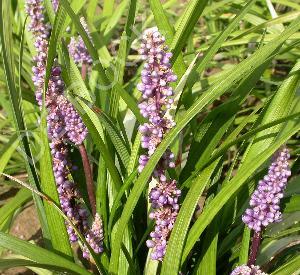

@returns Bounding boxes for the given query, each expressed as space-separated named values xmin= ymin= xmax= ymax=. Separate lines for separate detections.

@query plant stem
xmin=79 ymin=144 xmax=96 ymax=216
xmin=247 ymin=231 xmax=262 ymax=266
xmin=81 ymin=62 xmax=87 ymax=81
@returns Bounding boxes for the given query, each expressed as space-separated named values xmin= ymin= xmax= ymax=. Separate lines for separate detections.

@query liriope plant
xmin=0 ymin=0 xmax=299 ymax=275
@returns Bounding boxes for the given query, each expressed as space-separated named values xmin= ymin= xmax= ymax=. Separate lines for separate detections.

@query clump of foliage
xmin=0 ymin=0 xmax=299 ymax=274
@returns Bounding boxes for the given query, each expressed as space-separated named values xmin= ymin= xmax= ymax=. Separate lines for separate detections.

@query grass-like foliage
xmin=0 ymin=0 xmax=300 ymax=274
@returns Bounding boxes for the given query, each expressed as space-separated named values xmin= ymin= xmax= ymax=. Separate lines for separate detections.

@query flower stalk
xmin=79 ymin=144 xmax=96 ymax=216
xmin=247 ymin=231 xmax=262 ymax=267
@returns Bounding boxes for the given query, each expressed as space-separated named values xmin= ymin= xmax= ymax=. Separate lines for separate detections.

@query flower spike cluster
xmin=242 ymin=148 xmax=291 ymax=232
xmin=138 ymin=27 xmax=180 ymax=261
xmin=26 ymin=0 xmax=103 ymax=257
xmin=68 ymin=17 xmax=93 ymax=66
xmin=230 ymin=265 xmax=268 ymax=275
xmin=83 ymin=213 xmax=104 ymax=258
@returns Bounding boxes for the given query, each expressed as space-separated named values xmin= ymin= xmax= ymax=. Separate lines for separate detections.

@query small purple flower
xmin=25 ymin=0 xmax=50 ymax=37
xmin=68 ymin=17 xmax=93 ymax=66
xmin=230 ymin=264 xmax=268 ymax=275
xmin=138 ymin=27 xmax=180 ymax=261
xmin=242 ymin=148 xmax=291 ymax=232
xmin=52 ymin=0 xmax=59 ymax=12
xmin=83 ymin=213 xmax=104 ymax=259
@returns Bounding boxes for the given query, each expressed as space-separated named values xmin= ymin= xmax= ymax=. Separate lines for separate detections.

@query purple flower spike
xmin=26 ymin=0 xmax=103 ymax=257
xmin=242 ymin=148 xmax=291 ymax=232
xmin=230 ymin=265 xmax=268 ymax=275
xmin=68 ymin=17 xmax=93 ymax=66
xmin=137 ymin=27 xmax=177 ymax=172
xmin=83 ymin=213 xmax=104 ymax=259
xmin=138 ymin=27 xmax=180 ymax=261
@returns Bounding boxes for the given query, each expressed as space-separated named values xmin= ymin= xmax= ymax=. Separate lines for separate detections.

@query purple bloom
xmin=242 ymin=148 xmax=291 ymax=232
xmin=137 ymin=27 xmax=176 ymax=172
xmin=231 ymin=265 xmax=268 ymax=275
xmin=25 ymin=0 xmax=50 ymax=37
xmin=51 ymin=140 xmax=89 ymax=241
xmin=83 ymin=213 xmax=104 ymax=259
xmin=138 ymin=27 xmax=180 ymax=261
xmin=26 ymin=0 xmax=103 ymax=256
xmin=52 ymin=0 xmax=59 ymax=12
xmin=68 ymin=17 xmax=93 ymax=66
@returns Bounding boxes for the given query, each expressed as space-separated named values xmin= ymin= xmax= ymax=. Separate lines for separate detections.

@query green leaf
xmin=103 ymin=0 xmax=129 ymax=44
xmin=170 ymin=0 xmax=209 ymax=61
xmin=124 ymin=0 xmax=137 ymax=40
xmin=196 ymin=219 xmax=219 ymax=275
xmin=239 ymin=226 xmax=251 ymax=265
xmin=103 ymin=0 xmax=115 ymax=17
xmin=195 ymin=0 xmax=256 ymax=76
xmin=106 ymin=69 xmax=146 ymax=124
xmin=108 ymin=170 xmax=138 ymax=235
xmin=257 ymin=236 xmax=300 ymax=266
xmin=0 ymin=232 xmax=91 ymax=275
xmin=0 ymin=258 xmax=69 ymax=273
xmin=60 ymin=42 xmax=131 ymax=167
xmin=127 ymin=132 xmax=141 ymax=175
xmin=271 ymin=255 xmax=300 ymax=275
xmin=0 ymin=188 xmax=32 ymax=226
xmin=244 ymin=60 xmax=300 ymax=159
xmin=0 ymin=135 xmax=19 ymax=173
xmin=109 ymin=31 xmax=127 ymax=119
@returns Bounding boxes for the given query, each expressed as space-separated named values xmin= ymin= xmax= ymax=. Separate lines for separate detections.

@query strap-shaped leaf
xmin=170 ymin=0 xmax=209 ymax=61
xmin=0 ymin=232 xmax=90 ymax=275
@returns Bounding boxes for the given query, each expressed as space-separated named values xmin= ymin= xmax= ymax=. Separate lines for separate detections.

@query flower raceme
xmin=242 ymin=148 xmax=291 ymax=232
xmin=230 ymin=148 xmax=291 ymax=274
xmin=25 ymin=0 xmax=103 ymax=259
xmin=68 ymin=17 xmax=93 ymax=67
xmin=137 ymin=27 xmax=180 ymax=261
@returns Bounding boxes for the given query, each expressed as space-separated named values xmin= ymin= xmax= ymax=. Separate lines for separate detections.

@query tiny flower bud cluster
xmin=138 ymin=27 xmax=180 ymax=261
xmin=68 ymin=17 xmax=93 ymax=66
xmin=51 ymin=140 xmax=89 ymax=241
xmin=26 ymin=0 xmax=103 ymax=256
xmin=25 ymin=0 xmax=50 ymax=37
xmin=52 ymin=0 xmax=59 ymax=12
xmin=83 ymin=213 xmax=104 ymax=259
xmin=242 ymin=148 xmax=291 ymax=232
xmin=230 ymin=265 xmax=268 ymax=275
